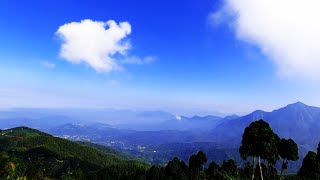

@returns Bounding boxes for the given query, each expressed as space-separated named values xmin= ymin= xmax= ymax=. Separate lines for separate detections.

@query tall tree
xmin=205 ymin=161 xmax=221 ymax=180
xmin=239 ymin=120 xmax=280 ymax=180
xmin=147 ymin=165 xmax=165 ymax=180
xmin=188 ymin=151 xmax=207 ymax=180
xmin=164 ymin=157 xmax=188 ymax=180
xmin=278 ymin=138 xmax=299 ymax=179
xmin=297 ymin=151 xmax=320 ymax=178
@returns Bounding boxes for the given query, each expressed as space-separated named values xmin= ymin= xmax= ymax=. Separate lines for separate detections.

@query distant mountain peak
xmin=222 ymin=114 xmax=239 ymax=121
xmin=251 ymin=110 xmax=266 ymax=114
xmin=284 ymin=101 xmax=309 ymax=109
xmin=191 ymin=115 xmax=201 ymax=119
xmin=190 ymin=115 xmax=222 ymax=120
xmin=289 ymin=101 xmax=307 ymax=106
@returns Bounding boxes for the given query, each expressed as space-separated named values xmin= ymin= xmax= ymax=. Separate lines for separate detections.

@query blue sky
xmin=1 ymin=0 xmax=319 ymax=115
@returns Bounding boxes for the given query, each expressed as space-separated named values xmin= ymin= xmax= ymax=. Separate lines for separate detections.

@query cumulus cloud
xmin=211 ymin=0 xmax=320 ymax=79
xmin=56 ymin=19 xmax=132 ymax=72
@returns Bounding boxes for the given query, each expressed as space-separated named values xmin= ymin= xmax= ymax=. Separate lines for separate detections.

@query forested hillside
xmin=0 ymin=127 xmax=148 ymax=179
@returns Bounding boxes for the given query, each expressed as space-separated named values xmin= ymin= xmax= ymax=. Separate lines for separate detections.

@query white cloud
xmin=211 ymin=0 xmax=320 ymax=79
xmin=41 ymin=61 xmax=56 ymax=69
xmin=175 ymin=115 xmax=182 ymax=121
xmin=121 ymin=56 xmax=156 ymax=65
xmin=56 ymin=19 xmax=132 ymax=72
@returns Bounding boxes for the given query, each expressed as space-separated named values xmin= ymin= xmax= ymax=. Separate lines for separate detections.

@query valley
xmin=0 ymin=102 xmax=318 ymax=174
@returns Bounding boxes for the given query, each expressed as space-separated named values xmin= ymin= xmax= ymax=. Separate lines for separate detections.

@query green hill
xmin=76 ymin=141 xmax=146 ymax=162
xmin=0 ymin=127 xmax=149 ymax=179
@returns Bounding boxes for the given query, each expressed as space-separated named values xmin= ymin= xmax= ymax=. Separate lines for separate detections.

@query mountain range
xmin=212 ymin=102 xmax=320 ymax=149
xmin=0 ymin=102 xmax=320 ymax=173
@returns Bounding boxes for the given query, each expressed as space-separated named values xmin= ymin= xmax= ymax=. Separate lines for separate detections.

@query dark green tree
xmin=221 ymin=159 xmax=237 ymax=179
xmin=188 ymin=151 xmax=207 ymax=180
xmin=205 ymin=161 xmax=222 ymax=180
xmin=146 ymin=165 xmax=165 ymax=180
xmin=0 ymin=152 xmax=15 ymax=179
xmin=239 ymin=120 xmax=280 ymax=180
xmin=297 ymin=151 xmax=320 ymax=178
xmin=243 ymin=162 xmax=254 ymax=179
xmin=278 ymin=138 xmax=299 ymax=179
xmin=164 ymin=157 xmax=188 ymax=180
xmin=61 ymin=167 xmax=74 ymax=180
xmin=317 ymin=142 xmax=320 ymax=163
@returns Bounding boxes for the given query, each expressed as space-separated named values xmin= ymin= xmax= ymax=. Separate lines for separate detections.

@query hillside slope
xmin=0 ymin=127 xmax=148 ymax=179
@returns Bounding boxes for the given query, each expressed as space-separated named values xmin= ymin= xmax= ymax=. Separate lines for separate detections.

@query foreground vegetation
xmin=145 ymin=120 xmax=320 ymax=180
xmin=1 ymin=120 xmax=320 ymax=179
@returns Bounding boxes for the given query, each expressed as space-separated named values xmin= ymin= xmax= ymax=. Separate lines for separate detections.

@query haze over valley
xmin=0 ymin=101 xmax=318 ymax=173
